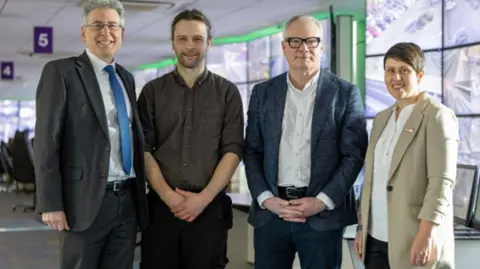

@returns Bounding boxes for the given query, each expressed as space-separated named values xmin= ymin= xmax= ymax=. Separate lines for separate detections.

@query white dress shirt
xmin=85 ymin=49 xmax=135 ymax=182
xmin=256 ymin=71 xmax=335 ymax=210
xmin=369 ymin=103 xmax=415 ymax=242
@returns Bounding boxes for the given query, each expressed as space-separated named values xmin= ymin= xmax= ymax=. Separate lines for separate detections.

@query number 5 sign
xmin=0 ymin=62 xmax=14 ymax=80
xmin=33 ymin=26 xmax=53 ymax=54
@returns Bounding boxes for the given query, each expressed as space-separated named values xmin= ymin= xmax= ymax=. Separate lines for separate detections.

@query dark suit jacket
xmin=244 ymin=70 xmax=368 ymax=231
xmin=34 ymin=52 xmax=148 ymax=232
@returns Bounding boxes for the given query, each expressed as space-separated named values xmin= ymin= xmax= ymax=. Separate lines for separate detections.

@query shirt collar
xmin=85 ymin=48 xmax=115 ymax=73
xmin=286 ymin=69 xmax=320 ymax=93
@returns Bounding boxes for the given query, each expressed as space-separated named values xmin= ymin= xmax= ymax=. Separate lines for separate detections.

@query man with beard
xmin=137 ymin=9 xmax=244 ymax=269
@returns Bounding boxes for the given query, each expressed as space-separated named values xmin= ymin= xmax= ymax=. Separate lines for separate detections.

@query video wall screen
xmin=458 ymin=117 xmax=480 ymax=165
xmin=364 ymin=51 xmax=442 ymax=117
xmin=443 ymin=0 xmax=480 ymax=47
xmin=366 ymin=0 xmax=442 ymax=55
xmin=443 ymin=45 xmax=480 ymax=115
xmin=207 ymin=43 xmax=248 ymax=83
xmin=248 ymin=36 xmax=271 ymax=81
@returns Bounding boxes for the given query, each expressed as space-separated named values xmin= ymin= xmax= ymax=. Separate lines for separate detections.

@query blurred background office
xmin=1 ymin=0 xmax=480 ymax=268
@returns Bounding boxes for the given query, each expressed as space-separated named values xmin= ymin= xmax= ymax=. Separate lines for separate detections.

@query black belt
xmin=106 ymin=180 xmax=131 ymax=192
xmin=278 ymin=186 xmax=307 ymax=200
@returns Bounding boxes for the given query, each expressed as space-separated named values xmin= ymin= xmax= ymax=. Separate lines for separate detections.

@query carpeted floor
xmin=0 ymin=190 xmax=253 ymax=269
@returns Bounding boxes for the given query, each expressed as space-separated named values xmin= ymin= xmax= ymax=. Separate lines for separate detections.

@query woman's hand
xmin=354 ymin=229 xmax=363 ymax=261
xmin=409 ymin=229 xmax=437 ymax=266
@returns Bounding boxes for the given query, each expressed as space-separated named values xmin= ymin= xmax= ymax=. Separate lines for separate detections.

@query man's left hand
xmin=171 ymin=188 xmax=211 ymax=222
xmin=280 ymin=197 xmax=324 ymax=220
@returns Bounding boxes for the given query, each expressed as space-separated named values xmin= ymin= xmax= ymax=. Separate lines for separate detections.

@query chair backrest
xmin=9 ymin=130 xmax=35 ymax=183
xmin=0 ymin=141 xmax=14 ymax=177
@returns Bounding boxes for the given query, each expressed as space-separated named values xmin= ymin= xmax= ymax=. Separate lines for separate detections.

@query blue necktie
xmin=104 ymin=65 xmax=132 ymax=175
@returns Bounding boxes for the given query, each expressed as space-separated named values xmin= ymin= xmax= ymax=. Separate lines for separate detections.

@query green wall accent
xmin=135 ymin=9 xmax=366 ymax=100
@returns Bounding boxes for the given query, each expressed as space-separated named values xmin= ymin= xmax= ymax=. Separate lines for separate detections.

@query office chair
xmin=9 ymin=131 xmax=36 ymax=212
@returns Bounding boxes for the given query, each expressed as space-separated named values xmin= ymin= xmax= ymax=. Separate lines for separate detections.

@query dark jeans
xmin=59 ymin=189 xmax=137 ymax=269
xmin=365 ymin=234 xmax=390 ymax=269
xmin=254 ymin=216 xmax=343 ymax=269
xmin=140 ymin=191 xmax=232 ymax=269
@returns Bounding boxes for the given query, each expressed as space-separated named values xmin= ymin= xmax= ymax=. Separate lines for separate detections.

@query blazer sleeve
xmin=320 ymin=84 xmax=369 ymax=206
xmin=243 ymin=85 xmax=270 ymax=200
xmin=33 ymin=61 xmax=66 ymax=213
xmin=418 ymin=107 xmax=459 ymax=225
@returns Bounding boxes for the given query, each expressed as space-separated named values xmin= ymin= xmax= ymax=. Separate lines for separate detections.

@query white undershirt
xmin=369 ymin=103 xmax=415 ymax=242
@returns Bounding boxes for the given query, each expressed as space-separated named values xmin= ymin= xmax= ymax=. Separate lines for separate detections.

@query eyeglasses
xmin=86 ymin=23 xmax=123 ymax=31
xmin=285 ymin=37 xmax=321 ymax=48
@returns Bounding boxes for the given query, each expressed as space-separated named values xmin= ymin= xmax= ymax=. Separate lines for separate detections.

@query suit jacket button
xmin=101 ymin=173 xmax=107 ymax=178
xmin=105 ymin=146 xmax=110 ymax=151
xmin=386 ymin=186 xmax=393 ymax=191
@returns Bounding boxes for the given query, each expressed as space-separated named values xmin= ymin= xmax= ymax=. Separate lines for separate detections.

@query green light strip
xmin=135 ymin=10 xmax=364 ymax=70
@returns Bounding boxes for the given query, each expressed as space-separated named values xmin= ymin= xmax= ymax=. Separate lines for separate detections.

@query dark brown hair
xmin=171 ymin=9 xmax=212 ymax=40
xmin=383 ymin=42 xmax=425 ymax=73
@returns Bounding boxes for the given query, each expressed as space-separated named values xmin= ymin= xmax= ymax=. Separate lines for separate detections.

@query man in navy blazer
xmin=244 ymin=15 xmax=368 ymax=269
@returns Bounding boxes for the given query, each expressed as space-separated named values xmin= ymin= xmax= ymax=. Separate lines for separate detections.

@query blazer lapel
xmin=116 ymin=65 xmax=136 ymax=107
xmin=311 ymin=71 xmax=337 ymax=148
xmin=272 ymin=74 xmax=287 ymax=144
xmin=76 ymin=52 xmax=109 ymax=136
xmin=388 ymin=96 xmax=430 ymax=182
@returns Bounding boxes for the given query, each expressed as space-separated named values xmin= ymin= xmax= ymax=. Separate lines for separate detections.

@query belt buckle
xmin=285 ymin=186 xmax=298 ymax=199
xmin=113 ymin=181 xmax=121 ymax=192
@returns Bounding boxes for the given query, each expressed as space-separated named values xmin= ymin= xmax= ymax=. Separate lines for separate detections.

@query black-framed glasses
xmin=86 ymin=23 xmax=123 ymax=31
xmin=285 ymin=37 xmax=321 ymax=48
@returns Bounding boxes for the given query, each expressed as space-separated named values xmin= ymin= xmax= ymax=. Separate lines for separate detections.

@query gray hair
xmin=282 ymin=15 xmax=324 ymax=39
xmin=82 ymin=0 xmax=125 ymax=26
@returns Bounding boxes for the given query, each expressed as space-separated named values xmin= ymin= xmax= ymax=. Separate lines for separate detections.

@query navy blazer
xmin=243 ymin=70 xmax=368 ymax=231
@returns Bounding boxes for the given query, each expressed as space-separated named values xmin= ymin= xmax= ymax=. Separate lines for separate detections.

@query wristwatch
xmin=356 ymin=224 xmax=363 ymax=232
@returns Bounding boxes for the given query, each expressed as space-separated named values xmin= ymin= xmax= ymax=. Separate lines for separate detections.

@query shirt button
xmin=183 ymin=163 xmax=187 ymax=166
xmin=185 ymin=144 xmax=188 ymax=148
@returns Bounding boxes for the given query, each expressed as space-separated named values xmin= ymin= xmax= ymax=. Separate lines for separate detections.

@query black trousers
xmin=59 ymin=188 xmax=137 ymax=269
xmin=140 ymin=191 xmax=232 ymax=269
xmin=365 ymin=234 xmax=390 ymax=269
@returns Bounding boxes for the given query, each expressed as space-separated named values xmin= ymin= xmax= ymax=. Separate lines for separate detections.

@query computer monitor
xmin=453 ymin=164 xmax=479 ymax=226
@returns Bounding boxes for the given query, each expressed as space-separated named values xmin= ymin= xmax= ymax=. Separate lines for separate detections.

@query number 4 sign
xmin=0 ymin=62 xmax=14 ymax=80
xmin=33 ymin=26 xmax=53 ymax=54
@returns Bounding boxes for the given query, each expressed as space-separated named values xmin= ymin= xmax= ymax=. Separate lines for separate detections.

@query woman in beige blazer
xmin=355 ymin=42 xmax=459 ymax=269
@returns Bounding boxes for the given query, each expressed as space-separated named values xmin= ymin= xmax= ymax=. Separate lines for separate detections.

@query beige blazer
xmin=359 ymin=94 xmax=459 ymax=269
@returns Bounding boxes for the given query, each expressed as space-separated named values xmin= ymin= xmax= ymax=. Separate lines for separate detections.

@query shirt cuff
xmin=316 ymin=192 xmax=335 ymax=210
xmin=257 ymin=191 xmax=274 ymax=209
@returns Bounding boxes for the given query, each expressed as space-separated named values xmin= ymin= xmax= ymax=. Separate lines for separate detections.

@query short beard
xmin=176 ymin=51 xmax=205 ymax=69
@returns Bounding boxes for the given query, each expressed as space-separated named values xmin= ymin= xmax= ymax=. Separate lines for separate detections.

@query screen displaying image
xmin=248 ymin=36 xmax=270 ymax=81
xmin=270 ymin=32 xmax=289 ymax=77
xmin=458 ymin=117 xmax=480 ymax=165
xmin=443 ymin=45 xmax=480 ymax=115
xmin=366 ymin=0 xmax=442 ymax=55
xmin=236 ymin=83 xmax=249 ymax=126
xmin=207 ymin=43 xmax=248 ymax=83
xmin=364 ymin=51 xmax=442 ymax=117
xmin=453 ymin=165 xmax=477 ymax=223
xmin=443 ymin=0 xmax=480 ymax=47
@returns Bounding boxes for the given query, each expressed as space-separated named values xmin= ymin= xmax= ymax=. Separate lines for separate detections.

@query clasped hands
xmin=165 ymin=188 xmax=212 ymax=223
xmin=263 ymin=197 xmax=324 ymax=222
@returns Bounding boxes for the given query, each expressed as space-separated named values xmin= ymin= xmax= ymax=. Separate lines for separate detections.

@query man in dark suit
xmin=244 ymin=15 xmax=368 ymax=269
xmin=34 ymin=1 xmax=147 ymax=269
